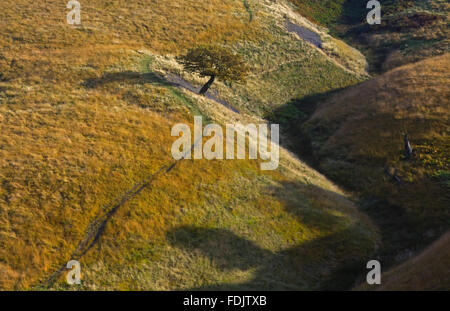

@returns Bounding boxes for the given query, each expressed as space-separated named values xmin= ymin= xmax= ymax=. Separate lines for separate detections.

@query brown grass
xmin=379 ymin=231 xmax=450 ymax=290
xmin=306 ymin=53 xmax=449 ymax=214
xmin=0 ymin=0 xmax=378 ymax=290
xmin=356 ymin=231 xmax=450 ymax=290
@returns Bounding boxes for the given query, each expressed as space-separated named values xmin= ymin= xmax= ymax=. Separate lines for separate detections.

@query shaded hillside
xmin=289 ymin=0 xmax=449 ymax=72
xmin=357 ymin=231 xmax=450 ymax=290
xmin=274 ymin=54 xmax=449 ymax=273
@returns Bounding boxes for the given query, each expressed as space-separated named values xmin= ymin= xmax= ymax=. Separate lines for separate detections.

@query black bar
xmin=1 ymin=291 xmax=448 ymax=310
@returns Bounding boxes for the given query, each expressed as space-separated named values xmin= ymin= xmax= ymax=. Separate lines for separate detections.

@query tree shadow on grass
xmin=166 ymin=181 xmax=376 ymax=291
xmin=82 ymin=71 xmax=240 ymax=113
xmin=82 ymin=71 xmax=172 ymax=89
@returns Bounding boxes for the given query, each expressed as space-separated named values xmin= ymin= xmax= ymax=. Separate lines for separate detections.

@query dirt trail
xmin=41 ymin=138 xmax=202 ymax=288
xmin=165 ymin=73 xmax=240 ymax=114
xmin=285 ymin=19 xmax=322 ymax=48
xmin=42 ymin=165 xmax=173 ymax=287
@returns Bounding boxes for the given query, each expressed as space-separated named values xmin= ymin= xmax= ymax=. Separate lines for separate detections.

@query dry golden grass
xmin=0 ymin=0 xmax=260 ymax=53
xmin=0 ymin=102 xmax=188 ymax=288
xmin=0 ymin=0 xmax=378 ymax=290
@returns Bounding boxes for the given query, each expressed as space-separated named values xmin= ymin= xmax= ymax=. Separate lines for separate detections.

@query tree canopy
xmin=177 ymin=45 xmax=249 ymax=94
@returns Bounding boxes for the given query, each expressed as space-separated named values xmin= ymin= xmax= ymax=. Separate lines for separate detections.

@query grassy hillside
xmin=289 ymin=0 xmax=449 ymax=72
xmin=357 ymin=231 xmax=450 ymax=290
xmin=379 ymin=231 xmax=450 ymax=290
xmin=288 ymin=0 xmax=349 ymax=27
xmin=274 ymin=54 xmax=449 ymax=277
xmin=0 ymin=0 xmax=378 ymax=290
xmin=139 ymin=0 xmax=369 ymax=116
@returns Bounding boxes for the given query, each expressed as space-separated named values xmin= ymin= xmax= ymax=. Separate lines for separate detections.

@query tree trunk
xmin=404 ymin=134 xmax=413 ymax=159
xmin=199 ymin=75 xmax=215 ymax=95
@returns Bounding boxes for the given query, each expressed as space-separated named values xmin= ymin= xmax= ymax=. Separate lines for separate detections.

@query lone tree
xmin=177 ymin=45 xmax=249 ymax=95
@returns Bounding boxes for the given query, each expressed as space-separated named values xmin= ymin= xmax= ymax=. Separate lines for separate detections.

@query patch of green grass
xmin=289 ymin=0 xmax=348 ymax=27
xmin=243 ymin=0 xmax=253 ymax=22
xmin=226 ymin=36 xmax=363 ymax=115
xmin=433 ymin=170 xmax=450 ymax=188
xmin=167 ymin=87 xmax=210 ymax=121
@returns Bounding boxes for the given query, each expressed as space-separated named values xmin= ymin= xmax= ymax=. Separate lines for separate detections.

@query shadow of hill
xmin=166 ymin=181 xmax=376 ymax=291
xmin=167 ymin=224 xmax=372 ymax=291
xmin=267 ymin=88 xmax=348 ymax=166
xmin=168 ymin=227 xmax=273 ymax=273
xmin=269 ymin=74 xmax=450 ymax=283
xmin=340 ymin=0 xmax=367 ymax=25
xmin=269 ymin=180 xmax=377 ymax=290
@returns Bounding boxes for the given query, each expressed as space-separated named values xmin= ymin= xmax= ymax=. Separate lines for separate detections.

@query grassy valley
xmin=289 ymin=0 xmax=449 ymax=73
xmin=0 ymin=0 xmax=448 ymax=291
xmin=0 ymin=0 xmax=379 ymax=290
xmin=273 ymin=38 xmax=449 ymax=291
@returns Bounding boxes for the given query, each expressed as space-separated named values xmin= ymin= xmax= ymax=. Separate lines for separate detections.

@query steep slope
xmin=276 ymin=54 xmax=449 ymax=281
xmin=0 ymin=0 xmax=377 ymax=290
xmin=289 ymin=0 xmax=450 ymax=73
xmin=357 ymin=231 xmax=450 ymax=290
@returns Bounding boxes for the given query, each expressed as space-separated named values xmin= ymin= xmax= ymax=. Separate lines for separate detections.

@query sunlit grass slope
xmin=0 ymin=0 xmax=377 ymax=290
